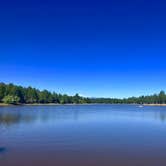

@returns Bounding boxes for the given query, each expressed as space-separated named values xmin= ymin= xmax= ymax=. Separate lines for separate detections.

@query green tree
xmin=39 ymin=90 xmax=53 ymax=103
xmin=25 ymin=87 xmax=39 ymax=103
xmin=0 ymin=83 xmax=6 ymax=102
xmin=2 ymin=95 xmax=20 ymax=104
xmin=52 ymin=92 xmax=60 ymax=103
xmin=159 ymin=91 xmax=166 ymax=104
xmin=73 ymin=93 xmax=82 ymax=104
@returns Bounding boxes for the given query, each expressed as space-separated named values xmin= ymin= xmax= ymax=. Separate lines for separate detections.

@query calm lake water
xmin=1 ymin=104 xmax=166 ymax=166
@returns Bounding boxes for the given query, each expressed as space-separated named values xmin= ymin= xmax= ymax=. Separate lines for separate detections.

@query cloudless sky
xmin=0 ymin=0 xmax=166 ymax=98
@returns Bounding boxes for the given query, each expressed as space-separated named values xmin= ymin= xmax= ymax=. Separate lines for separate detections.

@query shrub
xmin=2 ymin=95 xmax=20 ymax=104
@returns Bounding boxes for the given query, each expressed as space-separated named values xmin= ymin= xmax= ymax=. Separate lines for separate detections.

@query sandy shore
xmin=143 ymin=104 xmax=166 ymax=106
xmin=0 ymin=103 xmax=65 ymax=106
xmin=0 ymin=103 xmax=10 ymax=106
xmin=0 ymin=103 xmax=97 ymax=106
xmin=1 ymin=103 xmax=166 ymax=107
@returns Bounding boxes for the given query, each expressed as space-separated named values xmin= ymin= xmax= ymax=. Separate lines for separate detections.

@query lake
xmin=0 ymin=104 xmax=166 ymax=166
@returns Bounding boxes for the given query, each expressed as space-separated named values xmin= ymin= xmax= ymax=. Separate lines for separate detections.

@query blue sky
xmin=0 ymin=0 xmax=166 ymax=98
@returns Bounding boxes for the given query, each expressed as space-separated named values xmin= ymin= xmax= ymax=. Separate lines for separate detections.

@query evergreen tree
xmin=159 ymin=91 xmax=166 ymax=104
xmin=0 ymin=83 xmax=6 ymax=102
xmin=0 ymin=82 xmax=166 ymax=105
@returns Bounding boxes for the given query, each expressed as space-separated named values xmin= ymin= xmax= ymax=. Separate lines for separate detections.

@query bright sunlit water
xmin=1 ymin=104 xmax=166 ymax=166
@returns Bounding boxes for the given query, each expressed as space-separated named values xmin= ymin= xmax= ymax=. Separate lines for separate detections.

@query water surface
xmin=1 ymin=104 xmax=166 ymax=166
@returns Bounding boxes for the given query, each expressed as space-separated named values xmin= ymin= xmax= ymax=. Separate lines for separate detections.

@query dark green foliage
xmin=25 ymin=87 xmax=39 ymax=103
xmin=159 ymin=91 xmax=166 ymax=104
xmin=89 ymin=91 xmax=166 ymax=104
xmin=0 ymin=83 xmax=6 ymax=101
xmin=0 ymin=82 xmax=166 ymax=104
xmin=0 ymin=83 xmax=88 ymax=104
xmin=39 ymin=90 xmax=53 ymax=103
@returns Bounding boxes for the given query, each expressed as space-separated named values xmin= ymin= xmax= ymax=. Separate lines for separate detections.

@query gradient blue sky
xmin=0 ymin=0 xmax=166 ymax=98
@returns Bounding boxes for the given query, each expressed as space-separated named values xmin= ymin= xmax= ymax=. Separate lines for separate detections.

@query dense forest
xmin=0 ymin=83 xmax=166 ymax=105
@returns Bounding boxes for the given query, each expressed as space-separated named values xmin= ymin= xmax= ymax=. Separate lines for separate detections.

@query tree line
xmin=0 ymin=83 xmax=90 ymax=104
xmin=0 ymin=82 xmax=166 ymax=104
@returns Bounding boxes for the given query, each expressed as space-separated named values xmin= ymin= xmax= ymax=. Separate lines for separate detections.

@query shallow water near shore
xmin=1 ymin=104 xmax=166 ymax=166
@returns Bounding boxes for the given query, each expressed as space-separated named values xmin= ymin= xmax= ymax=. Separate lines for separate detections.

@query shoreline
xmin=0 ymin=103 xmax=10 ymax=106
xmin=0 ymin=103 xmax=136 ymax=106
xmin=0 ymin=103 xmax=101 ymax=106
xmin=143 ymin=104 xmax=166 ymax=106
xmin=1 ymin=103 xmax=166 ymax=107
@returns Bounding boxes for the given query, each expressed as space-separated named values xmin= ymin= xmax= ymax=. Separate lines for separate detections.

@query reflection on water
xmin=0 ymin=105 xmax=166 ymax=126
xmin=0 ymin=113 xmax=35 ymax=126
xmin=1 ymin=105 xmax=166 ymax=166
